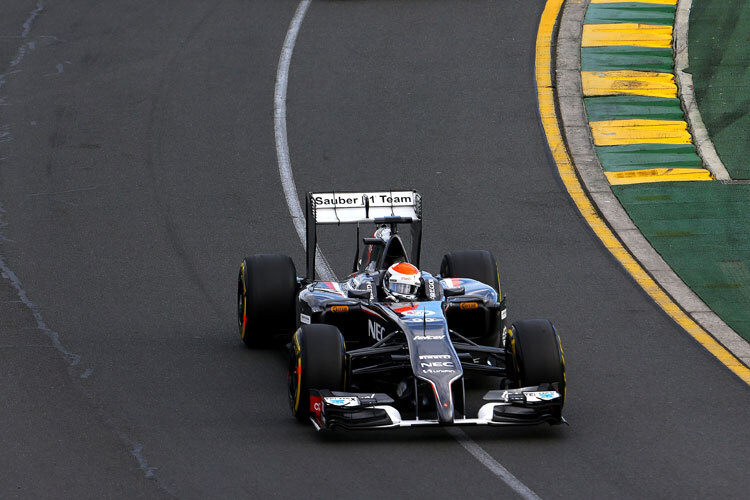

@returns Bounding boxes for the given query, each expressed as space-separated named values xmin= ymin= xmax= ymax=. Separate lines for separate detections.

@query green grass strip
xmin=581 ymin=46 xmax=673 ymax=72
xmin=613 ymin=182 xmax=750 ymax=342
xmin=595 ymin=144 xmax=703 ymax=172
xmin=689 ymin=0 xmax=750 ymax=179
xmin=585 ymin=2 xmax=676 ymax=26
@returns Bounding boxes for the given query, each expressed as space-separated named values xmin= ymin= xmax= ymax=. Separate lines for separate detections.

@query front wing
xmin=308 ymin=387 xmax=565 ymax=431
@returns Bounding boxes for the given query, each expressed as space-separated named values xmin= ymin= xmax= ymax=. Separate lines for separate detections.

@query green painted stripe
xmin=581 ymin=46 xmax=673 ymax=72
xmin=585 ymin=2 xmax=676 ymax=25
xmin=596 ymin=144 xmax=703 ymax=172
xmin=584 ymin=95 xmax=684 ymax=121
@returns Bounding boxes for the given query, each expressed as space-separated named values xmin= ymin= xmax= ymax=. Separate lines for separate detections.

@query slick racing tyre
xmin=237 ymin=254 xmax=297 ymax=348
xmin=288 ymin=325 xmax=347 ymax=422
xmin=505 ymin=319 xmax=566 ymax=405
xmin=440 ymin=250 xmax=501 ymax=295
xmin=440 ymin=250 xmax=502 ymax=346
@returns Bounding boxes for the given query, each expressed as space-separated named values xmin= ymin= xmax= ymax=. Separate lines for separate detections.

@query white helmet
xmin=384 ymin=262 xmax=421 ymax=301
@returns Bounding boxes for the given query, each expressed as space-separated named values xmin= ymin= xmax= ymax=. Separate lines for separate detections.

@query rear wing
xmin=305 ymin=190 xmax=423 ymax=282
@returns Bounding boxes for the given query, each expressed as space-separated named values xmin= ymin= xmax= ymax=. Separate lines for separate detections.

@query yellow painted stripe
xmin=606 ymin=168 xmax=713 ymax=185
xmin=582 ymin=23 xmax=672 ymax=48
xmin=590 ymin=119 xmax=691 ymax=145
xmin=536 ymin=0 xmax=750 ymax=384
xmin=582 ymin=70 xmax=677 ymax=98
xmin=591 ymin=0 xmax=676 ymax=4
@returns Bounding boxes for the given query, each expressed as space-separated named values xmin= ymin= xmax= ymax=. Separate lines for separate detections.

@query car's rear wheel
xmin=440 ymin=250 xmax=502 ymax=346
xmin=505 ymin=319 xmax=566 ymax=406
xmin=288 ymin=324 xmax=347 ymax=422
xmin=237 ymin=254 xmax=297 ymax=348
xmin=440 ymin=250 xmax=501 ymax=295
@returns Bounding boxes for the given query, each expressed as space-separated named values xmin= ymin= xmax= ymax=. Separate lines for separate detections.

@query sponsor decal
xmin=324 ymin=396 xmax=360 ymax=407
xmin=313 ymin=195 xmax=365 ymax=207
xmin=413 ymin=334 xmax=445 ymax=341
xmin=365 ymin=281 xmax=374 ymax=300
xmin=441 ymin=278 xmax=460 ymax=288
xmin=460 ymin=302 xmax=479 ymax=310
xmin=523 ymin=391 xmax=560 ymax=402
xmin=422 ymin=369 xmax=455 ymax=374
xmin=319 ymin=281 xmax=345 ymax=296
xmin=419 ymin=361 xmax=454 ymax=369
xmin=498 ymin=390 xmax=525 ymax=403
xmin=312 ymin=192 xmax=414 ymax=208
xmin=501 ymin=309 xmax=507 ymax=320
xmin=400 ymin=309 xmax=435 ymax=317
xmin=300 ymin=313 xmax=311 ymax=325
xmin=310 ymin=395 xmax=323 ymax=417
xmin=427 ymin=279 xmax=436 ymax=299
xmin=393 ymin=304 xmax=418 ymax=314
xmin=375 ymin=193 xmax=413 ymax=205
xmin=368 ymin=319 xmax=385 ymax=342
xmin=403 ymin=317 xmax=442 ymax=324
xmin=330 ymin=305 xmax=349 ymax=313
xmin=419 ymin=354 xmax=451 ymax=360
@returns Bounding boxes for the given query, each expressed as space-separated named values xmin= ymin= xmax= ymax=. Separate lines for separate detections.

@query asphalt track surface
xmin=1 ymin=1 xmax=749 ymax=498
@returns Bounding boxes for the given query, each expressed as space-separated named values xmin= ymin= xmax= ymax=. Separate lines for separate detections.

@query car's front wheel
xmin=288 ymin=324 xmax=347 ymax=422
xmin=505 ymin=319 xmax=566 ymax=407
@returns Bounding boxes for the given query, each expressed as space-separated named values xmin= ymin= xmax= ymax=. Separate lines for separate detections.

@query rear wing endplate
xmin=305 ymin=190 xmax=422 ymax=281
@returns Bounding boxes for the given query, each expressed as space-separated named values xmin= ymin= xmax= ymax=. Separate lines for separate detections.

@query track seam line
xmin=0 ymin=2 xmax=176 ymax=490
xmin=272 ymin=3 xmax=543 ymax=498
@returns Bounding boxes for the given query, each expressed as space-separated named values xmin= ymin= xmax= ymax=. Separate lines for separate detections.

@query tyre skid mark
xmin=0 ymin=1 xmax=175 ymax=492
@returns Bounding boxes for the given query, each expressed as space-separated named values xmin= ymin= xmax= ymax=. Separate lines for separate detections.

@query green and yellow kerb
xmin=581 ymin=0 xmax=711 ymax=184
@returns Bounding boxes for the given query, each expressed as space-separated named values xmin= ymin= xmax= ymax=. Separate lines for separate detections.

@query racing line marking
xmin=536 ymin=0 xmax=750 ymax=384
xmin=445 ymin=428 xmax=542 ymax=500
xmin=272 ymin=3 xmax=544 ymax=498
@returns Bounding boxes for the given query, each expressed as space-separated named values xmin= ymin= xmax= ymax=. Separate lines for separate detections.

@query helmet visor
xmin=389 ymin=283 xmax=418 ymax=297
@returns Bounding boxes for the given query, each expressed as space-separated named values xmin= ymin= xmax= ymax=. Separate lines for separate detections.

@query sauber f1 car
xmin=237 ymin=190 xmax=566 ymax=431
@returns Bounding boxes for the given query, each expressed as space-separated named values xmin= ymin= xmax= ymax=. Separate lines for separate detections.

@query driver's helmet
xmin=384 ymin=262 xmax=421 ymax=301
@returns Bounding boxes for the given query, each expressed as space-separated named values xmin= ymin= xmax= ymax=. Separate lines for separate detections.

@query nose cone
xmin=396 ymin=302 xmax=463 ymax=424
xmin=435 ymin=387 xmax=455 ymax=424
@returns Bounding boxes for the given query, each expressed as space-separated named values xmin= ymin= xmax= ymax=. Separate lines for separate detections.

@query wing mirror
xmin=348 ymin=288 xmax=371 ymax=300
xmin=442 ymin=286 xmax=465 ymax=297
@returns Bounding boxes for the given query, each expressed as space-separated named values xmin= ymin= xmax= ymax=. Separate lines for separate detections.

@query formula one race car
xmin=237 ymin=190 xmax=566 ymax=431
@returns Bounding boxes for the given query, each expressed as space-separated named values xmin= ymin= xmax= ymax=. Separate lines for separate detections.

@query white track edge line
xmin=273 ymin=0 xmax=335 ymax=281
xmin=446 ymin=428 xmax=543 ymax=500
xmin=273 ymin=3 xmax=543 ymax=498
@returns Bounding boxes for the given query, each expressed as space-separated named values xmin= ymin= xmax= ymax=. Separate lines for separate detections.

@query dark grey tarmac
xmin=1 ymin=1 xmax=748 ymax=498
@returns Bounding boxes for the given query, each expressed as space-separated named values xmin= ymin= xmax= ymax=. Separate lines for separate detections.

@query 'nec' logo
xmin=368 ymin=319 xmax=384 ymax=341
xmin=420 ymin=361 xmax=454 ymax=368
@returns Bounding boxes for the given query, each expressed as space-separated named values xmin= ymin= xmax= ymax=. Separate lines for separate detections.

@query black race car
xmin=237 ymin=190 xmax=566 ymax=431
